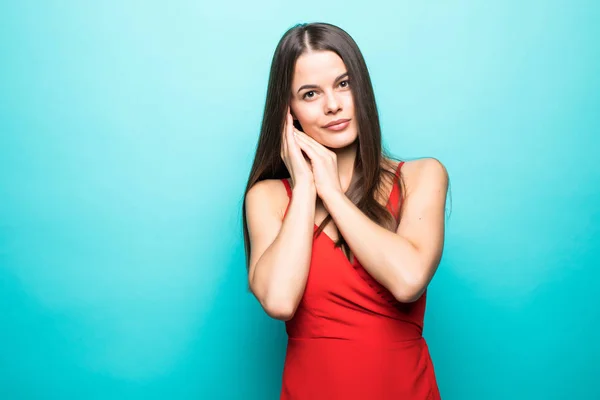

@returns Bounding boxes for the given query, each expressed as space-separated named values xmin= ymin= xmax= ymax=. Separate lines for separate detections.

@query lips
xmin=323 ymin=118 xmax=350 ymax=128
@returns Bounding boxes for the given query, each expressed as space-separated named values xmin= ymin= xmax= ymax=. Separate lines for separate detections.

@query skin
xmin=245 ymin=49 xmax=449 ymax=320
xmin=290 ymin=50 xmax=357 ymax=197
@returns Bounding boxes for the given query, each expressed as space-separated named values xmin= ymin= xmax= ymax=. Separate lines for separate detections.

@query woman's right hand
xmin=281 ymin=107 xmax=314 ymax=190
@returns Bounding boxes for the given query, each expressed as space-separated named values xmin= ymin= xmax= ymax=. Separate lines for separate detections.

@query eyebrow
xmin=296 ymin=72 xmax=349 ymax=94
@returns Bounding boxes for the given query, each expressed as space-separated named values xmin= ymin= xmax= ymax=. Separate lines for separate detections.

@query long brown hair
xmin=242 ymin=22 xmax=405 ymax=269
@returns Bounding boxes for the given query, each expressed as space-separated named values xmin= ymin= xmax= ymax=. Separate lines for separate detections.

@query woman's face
xmin=289 ymin=50 xmax=357 ymax=148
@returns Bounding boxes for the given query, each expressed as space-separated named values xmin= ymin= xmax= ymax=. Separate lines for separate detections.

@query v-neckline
xmin=312 ymin=173 xmax=399 ymax=267
xmin=283 ymin=161 xmax=403 ymax=267
xmin=313 ymin=222 xmax=357 ymax=266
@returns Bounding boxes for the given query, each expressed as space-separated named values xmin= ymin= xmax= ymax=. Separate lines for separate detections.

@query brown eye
xmin=303 ymin=91 xmax=316 ymax=99
xmin=339 ymin=80 xmax=349 ymax=88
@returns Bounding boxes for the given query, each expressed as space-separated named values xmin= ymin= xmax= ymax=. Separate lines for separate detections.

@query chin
xmin=319 ymin=131 xmax=358 ymax=150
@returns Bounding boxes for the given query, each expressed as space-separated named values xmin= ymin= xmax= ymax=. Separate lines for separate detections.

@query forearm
xmin=251 ymin=183 xmax=316 ymax=319
xmin=323 ymin=191 xmax=423 ymax=302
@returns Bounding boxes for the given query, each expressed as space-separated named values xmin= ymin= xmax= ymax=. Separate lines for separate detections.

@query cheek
xmin=344 ymin=93 xmax=355 ymax=111
xmin=295 ymin=104 xmax=321 ymax=126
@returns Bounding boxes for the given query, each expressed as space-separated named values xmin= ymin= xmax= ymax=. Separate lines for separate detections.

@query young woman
xmin=242 ymin=22 xmax=448 ymax=399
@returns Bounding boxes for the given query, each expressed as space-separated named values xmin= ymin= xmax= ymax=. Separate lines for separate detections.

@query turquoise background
xmin=1 ymin=1 xmax=598 ymax=399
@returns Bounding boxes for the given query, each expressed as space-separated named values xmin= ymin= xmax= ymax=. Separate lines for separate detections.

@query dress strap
xmin=282 ymin=163 xmax=402 ymax=201
xmin=389 ymin=161 xmax=405 ymax=199
xmin=282 ymin=163 xmax=402 ymax=219
xmin=280 ymin=179 xmax=293 ymax=221
xmin=281 ymin=178 xmax=292 ymax=199
xmin=395 ymin=161 xmax=405 ymax=178
xmin=387 ymin=161 xmax=405 ymax=220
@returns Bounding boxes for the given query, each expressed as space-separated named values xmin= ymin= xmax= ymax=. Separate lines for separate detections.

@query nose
xmin=324 ymin=91 xmax=342 ymax=115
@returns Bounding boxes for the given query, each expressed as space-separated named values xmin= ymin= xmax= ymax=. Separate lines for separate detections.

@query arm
xmin=322 ymin=158 xmax=449 ymax=303
xmin=245 ymin=179 xmax=316 ymax=320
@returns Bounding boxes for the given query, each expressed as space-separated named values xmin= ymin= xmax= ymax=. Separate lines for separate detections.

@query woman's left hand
xmin=293 ymin=129 xmax=344 ymax=202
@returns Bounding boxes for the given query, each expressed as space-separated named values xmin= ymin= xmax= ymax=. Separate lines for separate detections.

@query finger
xmin=294 ymin=129 xmax=320 ymax=148
xmin=294 ymin=131 xmax=325 ymax=158
xmin=284 ymin=116 xmax=292 ymax=154
xmin=282 ymin=116 xmax=291 ymax=162
xmin=294 ymin=135 xmax=318 ymax=161
xmin=288 ymin=129 xmax=304 ymax=158
xmin=281 ymin=119 xmax=287 ymax=152
xmin=287 ymin=112 xmax=294 ymax=137
xmin=294 ymin=129 xmax=325 ymax=150
xmin=295 ymin=130 xmax=334 ymax=161
xmin=290 ymin=129 xmax=312 ymax=163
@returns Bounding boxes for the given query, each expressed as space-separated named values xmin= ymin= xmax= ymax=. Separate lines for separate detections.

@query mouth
xmin=323 ymin=118 xmax=351 ymax=131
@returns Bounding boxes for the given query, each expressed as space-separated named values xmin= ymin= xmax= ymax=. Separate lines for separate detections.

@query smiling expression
xmin=290 ymin=50 xmax=357 ymax=148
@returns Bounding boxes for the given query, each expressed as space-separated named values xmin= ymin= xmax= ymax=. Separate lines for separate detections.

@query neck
xmin=331 ymin=140 xmax=358 ymax=192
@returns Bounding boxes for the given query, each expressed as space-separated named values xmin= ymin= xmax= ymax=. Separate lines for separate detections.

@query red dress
xmin=279 ymin=161 xmax=441 ymax=399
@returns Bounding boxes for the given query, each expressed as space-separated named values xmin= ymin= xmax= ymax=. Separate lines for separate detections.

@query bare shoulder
xmin=245 ymin=178 xmax=290 ymax=222
xmin=401 ymin=157 xmax=449 ymax=193
xmin=245 ymin=178 xmax=290 ymax=275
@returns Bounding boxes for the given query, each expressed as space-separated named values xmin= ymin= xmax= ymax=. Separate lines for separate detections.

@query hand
xmin=293 ymin=129 xmax=344 ymax=201
xmin=280 ymin=107 xmax=314 ymax=190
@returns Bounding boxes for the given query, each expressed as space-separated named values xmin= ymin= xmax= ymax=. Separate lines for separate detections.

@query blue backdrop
xmin=1 ymin=1 xmax=598 ymax=399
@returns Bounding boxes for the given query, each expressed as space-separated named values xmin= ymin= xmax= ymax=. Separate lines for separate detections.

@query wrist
xmin=320 ymin=188 xmax=345 ymax=207
xmin=292 ymin=180 xmax=316 ymax=196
